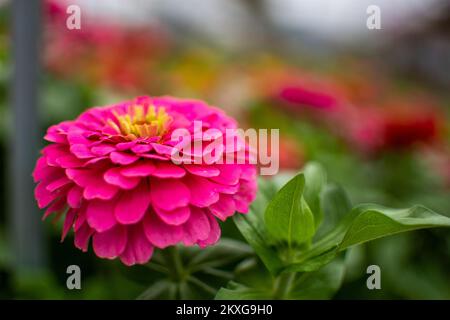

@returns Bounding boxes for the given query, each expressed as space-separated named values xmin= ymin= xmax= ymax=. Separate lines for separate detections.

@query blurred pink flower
xmin=33 ymin=96 xmax=257 ymax=265
xmin=264 ymin=72 xmax=345 ymax=113
xmin=44 ymin=1 xmax=169 ymax=91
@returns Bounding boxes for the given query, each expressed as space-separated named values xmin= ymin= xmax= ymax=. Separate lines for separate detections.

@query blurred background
xmin=0 ymin=0 xmax=449 ymax=299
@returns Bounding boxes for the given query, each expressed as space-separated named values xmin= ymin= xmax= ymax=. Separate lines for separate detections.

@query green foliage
xmin=218 ymin=162 xmax=450 ymax=299
xmin=137 ymin=239 xmax=252 ymax=299
xmin=265 ymin=173 xmax=315 ymax=248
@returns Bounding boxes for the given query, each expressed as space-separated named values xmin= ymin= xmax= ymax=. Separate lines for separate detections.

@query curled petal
xmin=184 ymin=164 xmax=220 ymax=177
xmin=74 ymin=222 xmax=94 ymax=252
xmin=198 ymin=212 xmax=221 ymax=248
xmin=143 ymin=213 xmax=184 ymax=248
xmin=210 ymin=164 xmax=242 ymax=185
xmin=154 ymin=205 xmax=191 ymax=226
xmin=93 ymin=225 xmax=127 ymax=259
xmin=151 ymin=178 xmax=190 ymax=211
xmin=184 ymin=175 xmax=219 ymax=207
xmin=61 ymin=208 xmax=77 ymax=241
xmin=121 ymin=161 xmax=155 ymax=177
xmin=114 ymin=181 xmax=151 ymax=224
xmin=120 ymin=224 xmax=154 ymax=266
xmin=104 ymin=167 xmax=140 ymax=189
xmin=86 ymin=199 xmax=117 ymax=232
xmin=182 ymin=207 xmax=210 ymax=245
xmin=67 ymin=185 xmax=83 ymax=208
xmin=210 ymin=194 xmax=236 ymax=221
xmin=152 ymin=162 xmax=186 ymax=178
xmin=110 ymin=151 xmax=139 ymax=165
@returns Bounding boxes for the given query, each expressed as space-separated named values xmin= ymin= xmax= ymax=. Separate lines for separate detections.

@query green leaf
xmin=286 ymin=204 xmax=450 ymax=273
xmin=303 ymin=162 xmax=327 ymax=228
xmin=233 ymin=180 xmax=284 ymax=275
xmin=338 ymin=204 xmax=450 ymax=250
xmin=314 ymin=184 xmax=351 ymax=240
xmin=265 ymin=173 xmax=315 ymax=247
xmin=288 ymin=258 xmax=345 ymax=299
xmin=282 ymin=246 xmax=338 ymax=273
xmin=216 ymin=257 xmax=346 ymax=300
xmin=215 ymin=281 xmax=269 ymax=300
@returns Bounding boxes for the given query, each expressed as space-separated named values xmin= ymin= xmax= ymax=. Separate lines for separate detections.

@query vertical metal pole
xmin=11 ymin=0 xmax=46 ymax=271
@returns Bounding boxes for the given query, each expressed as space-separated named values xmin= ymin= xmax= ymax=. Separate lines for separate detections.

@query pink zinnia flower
xmin=33 ymin=96 xmax=257 ymax=266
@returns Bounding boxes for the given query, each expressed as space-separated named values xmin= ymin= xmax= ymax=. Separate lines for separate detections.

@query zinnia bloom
xmin=33 ymin=96 xmax=257 ymax=265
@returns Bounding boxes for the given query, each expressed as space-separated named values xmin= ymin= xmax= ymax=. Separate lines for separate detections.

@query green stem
xmin=168 ymin=246 xmax=185 ymax=281
xmin=272 ymin=272 xmax=296 ymax=299
xmin=273 ymin=245 xmax=300 ymax=299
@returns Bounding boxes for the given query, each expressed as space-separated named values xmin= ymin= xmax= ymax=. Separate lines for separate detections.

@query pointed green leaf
xmin=265 ymin=173 xmax=315 ymax=247
xmin=315 ymin=184 xmax=351 ymax=240
xmin=338 ymin=204 xmax=450 ymax=250
xmin=303 ymin=162 xmax=327 ymax=228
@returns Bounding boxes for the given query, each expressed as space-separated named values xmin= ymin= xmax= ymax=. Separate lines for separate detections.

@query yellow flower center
xmin=108 ymin=104 xmax=171 ymax=140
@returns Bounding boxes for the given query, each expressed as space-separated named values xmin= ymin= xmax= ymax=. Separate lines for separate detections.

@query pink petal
xmin=131 ymin=144 xmax=153 ymax=153
xmin=152 ymin=162 xmax=186 ymax=178
xmin=74 ymin=205 xmax=87 ymax=231
xmin=83 ymin=182 xmax=118 ymax=200
xmin=55 ymin=155 xmax=84 ymax=168
xmin=43 ymin=145 xmax=70 ymax=166
xmin=240 ymin=165 xmax=257 ymax=181
xmin=121 ymin=161 xmax=155 ymax=177
xmin=213 ymin=182 xmax=239 ymax=194
xmin=93 ymin=225 xmax=127 ymax=259
xmin=184 ymin=164 xmax=220 ymax=177
xmin=143 ymin=213 xmax=184 ymax=248
xmin=74 ymin=222 xmax=94 ymax=252
xmin=104 ymin=167 xmax=140 ymax=189
xmin=61 ymin=208 xmax=77 ymax=241
xmin=86 ymin=199 xmax=117 ymax=232
xmin=151 ymin=143 xmax=174 ymax=156
xmin=110 ymin=151 xmax=139 ymax=165
xmin=33 ymin=157 xmax=59 ymax=182
xmin=198 ymin=213 xmax=221 ymax=248
xmin=116 ymin=141 xmax=137 ymax=151
xmin=44 ymin=123 xmax=69 ymax=143
xmin=70 ymin=144 xmax=94 ymax=159
xmin=210 ymin=194 xmax=236 ymax=221
xmin=91 ymin=144 xmax=115 ymax=156
xmin=115 ymin=181 xmax=151 ymax=224
xmin=43 ymin=197 xmax=66 ymax=220
xmin=67 ymin=185 xmax=83 ymax=208
xmin=150 ymin=178 xmax=190 ymax=211
xmin=210 ymin=164 xmax=242 ymax=185
xmin=83 ymin=156 xmax=108 ymax=166
xmin=234 ymin=196 xmax=251 ymax=213
xmin=46 ymin=176 xmax=71 ymax=192
xmin=120 ymin=224 xmax=154 ymax=266
xmin=154 ymin=206 xmax=190 ymax=226
xmin=182 ymin=207 xmax=211 ymax=245
xmin=35 ymin=182 xmax=58 ymax=209
xmin=67 ymin=169 xmax=119 ymax=200
xmin=141 ymin=153 xmax=169 ymax=161
xmin=184 ymin=175 xmax=219 ymax=207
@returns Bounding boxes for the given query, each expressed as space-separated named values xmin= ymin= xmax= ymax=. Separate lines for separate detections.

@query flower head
xmin=33 ymin=96 xmax=257 ymax=265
